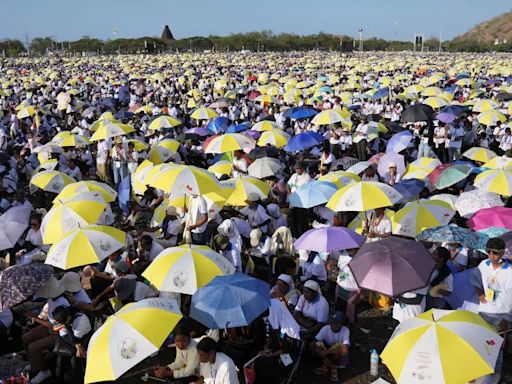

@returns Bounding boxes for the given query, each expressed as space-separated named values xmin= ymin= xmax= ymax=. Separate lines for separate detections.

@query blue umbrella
xmin=190 ymin=274 xmax=270 ymax=329
xmin=284 ymin=131 xmax=325 ymax=152
xmin=115 ymin=110 xmax=134 ymax=121
xmin=291 ymin=108 xmax=318 ymax=120
xmin=289 ymin=181 xmax=338 ymax=208
xmin=417 ymin=225 xmax=487 ymax=250
xmin=372 ymin=87 xmax=390 ymax=100
xmin=226 ymin=122 xmax=250 ymax=133
xmin=394 ymin=179 xmax=425 ymax=202
xmin=453 ymin=160 xmax=485 ymax=175
xmin=207 ymin=116 xmax=229 ymax=134
xmin=440 ymin=105 xmax=466 ymax=115
xmin=437 ymin=112 xmax=456 ymax=124
xmin=455 ymin=73 xmax=470 ymax=80
xmin=385 ymin=130 xmax=413 ymax=154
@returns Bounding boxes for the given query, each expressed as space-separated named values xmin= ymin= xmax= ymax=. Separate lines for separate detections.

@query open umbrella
xmin=445 ymin=268 xmax=479 ymax=309
xmin=349 ymin=237 xmax=435 ymax=297
xmin=54 ymin=180 xmax=117 ymax=203
xmin=381 ymin=309 xmax=503 ymax=384
xmin=149 ymin=164 xmax=218 ymax=196
xmin=455 ymin=190 xmax=504 ymax=218
xmin=294 ymin=227 xmax=365 ymax=252
xmin=0 ymin=263 xmax=53 ymax=310
xmin=284 ymin=131 xmax=325 ymax=152
xmin=467 ymin=206 xmax=512 ymax=231
xmin=190 ymin=273 xmax=270 ymax=329
xmin=207 ymin=116 xmax=229 ymax=134
xmin=30 ymin=170 xmax=76 ymax=194
xmin=393 ymin=179 xmax=425 ymax=202
xmin=224 ymin=176 xmax=270 ymax=206
xmin=248 ymin=146 xmax=280 ymax=160
xmin=462 ymin=147 xmax=496 ymax=163
xmin=417 ymin=225 xmax=486 ymax=250
xmin=386 ymin=130 xmax=413 ymax=154
xmin=85 ymin=298 xmax=182 ymax=384
xmin=327 ymin=181 xmax=403 ymax=212
xmin=142 ymin=245 xmax=235 ymax=295
xmin=401 ymin=104 xmax=435 ymax=123
xmin=474 ymin=169 xmax=512 ymax=197
xmin=191 ymin=107 xmax=218 ymax=120
xmin=204 ymin=133 xmax=255 ymax=154
xmin=428 ymin=163 xmax=472 ymax=190
xmin=0 ymin=206 xmax=32 ymax=251
xmin=377 ymin=153 xmax=406 ymax=177
xmin=247 ymin=157 xmax=283 ymax=179
xmin=289 ymin=180 xmax=338 ymax=208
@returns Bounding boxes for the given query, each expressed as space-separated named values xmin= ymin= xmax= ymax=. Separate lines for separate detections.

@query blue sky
xmin=2 ymin=0 xmax=511 ymax=42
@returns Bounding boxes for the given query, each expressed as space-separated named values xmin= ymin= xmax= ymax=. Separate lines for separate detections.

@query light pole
xmin=358 ymin=28 xmax=364 ymax=51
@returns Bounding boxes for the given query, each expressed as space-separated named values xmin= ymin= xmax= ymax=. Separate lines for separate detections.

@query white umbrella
xmin=455 ymin=190 xmax=505 ymax=218
xmin=0 ymin=206 xmax=32 ymax=251
xmin=248 ymin=157 xmax=283 ymax=179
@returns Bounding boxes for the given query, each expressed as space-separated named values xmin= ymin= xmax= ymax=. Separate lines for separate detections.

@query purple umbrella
xmin=445 ymin=268 xmax=479 ymax=309
xmin=437 ymin=112 xmax=456 ymax=124
xmin=385 ymin=130 xmax=413 ymax=154
xmin=185 ymin=127 xmax=211 ymax=137
xmin=348 ymin=237 xmax=436 ymax=297
xmin=244 ymin=130 xmax=261 ymax=140
xmin=377 ymin=153 xmax=406 ymax=178
xmin=294 ymin=227 xmax=365 ymax=252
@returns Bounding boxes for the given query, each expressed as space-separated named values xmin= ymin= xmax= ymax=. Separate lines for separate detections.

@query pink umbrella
xmin=369 ymin=152 xmax=385 ymax=165
xmin=377 ymin=153 xmax=406 ymax=178
xmin=467 ymin=207 xmax=512 ymax=231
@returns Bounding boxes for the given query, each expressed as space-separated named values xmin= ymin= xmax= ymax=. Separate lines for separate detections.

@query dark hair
xmin=52 ymin=305 xmax=77 ymax=325
xmin=433 ymin=246 xmax=450 ymax=263
xmin=174 ymin=327 xmax=191 ymax=339
xmin=486 ymin=237 xmax=505 ymax=251
xmin=140 ymin=235 xmax=153 ymax=247
xmin=30 ymin=213 xmax=43 ymax=224
xmin=197 ymin=337 xmax=217 ymax=353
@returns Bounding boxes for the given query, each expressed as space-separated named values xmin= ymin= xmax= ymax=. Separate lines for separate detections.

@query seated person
xmin=214 ymin=234 xmax=242 ymax=272
xmin=299 ymin=251 xmax=327 ymax=284
xmin=153 ymin=328 xmax=200 ymax=382
xmin=293 ymin=280 xmax=329 ymax=339
xmin=248 ymin=229 xmax=273 ymax=265
xmin=311 ymin=311 xmax=350 ymax=382
xmin=52 ymin=305 xmax=92 ymax=359
xmin=270 ymin=274 xmax=300 ymax=310
xmin=137 ymin=206 xmax=183 ymax=248
xmin=194 ymin=337 xmax=239 ymax=384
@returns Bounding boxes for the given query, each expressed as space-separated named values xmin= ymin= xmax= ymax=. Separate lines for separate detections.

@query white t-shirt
xmin=188 ymin=195 xmax=208 ymax=233
xmin=96 ymin=140 xmax=112 ymax=164
xmin=148 ymin=241 xmax=164 ymax=262
xmin=477 ymin=259 xmax=512 ymax=315
xmin=240 ymin=205 xmax=270 ymax=233
xmin=364 ymin=211 xmax=392 ymax=243
xmin=70 ymin=313 xmax=92 ymax=339
xmin=315 ymin=325 xmax=351 ymax=347
xmin=448 ymin=127 xmax=464 ymax=149
xmin=199 ymin=352 xmax=240 ymax=384
xmin=294 ymin=294 xmax=329 ymax=324
xmin=287 ymin=172 xmax=311 ymax=193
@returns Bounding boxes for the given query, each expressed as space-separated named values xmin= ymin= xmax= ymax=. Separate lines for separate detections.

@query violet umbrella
xmin=294 ymin=227 xmax=365 ymax=252
xmin=377 ymin=153 xmax=406 ymax=178
xmin=437 ymin=112 xmax=457 ymax=124
xmin=348 ymin=237 xmax=436 ymax=297
xmin=467 ymin=206 xmax=512 ymax=231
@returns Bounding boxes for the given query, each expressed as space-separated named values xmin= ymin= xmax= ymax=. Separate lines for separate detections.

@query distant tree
xmin=0 ymin=39 xmax=25 ymax=56
xmin=29 ymin=37 xmax=56 ymax=54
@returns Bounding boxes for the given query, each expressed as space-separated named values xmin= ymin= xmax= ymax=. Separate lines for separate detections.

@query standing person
xmin=232 ymin=150 xmax=248 ymax=178
xmin=354 ymin=117 xmax=368 ymax=161
xmin=126 ymin=141 xmax=139 ymax=178
xmin=96 ymin=138 xmax=111 ymax=183
xmin=434 ymin=123 xmax=448 ymax=163
xmin=287 ymin=163 xmax=311 ymax=237
xmin=185 ymin=194 xmax=209 ymax=245
xmin=111 ymin=138 xmax=128 ymax=186
xmin=448 ymin=121 xmax=464 ymax=161
xmin=362 ymin=208 xmax=392 ymax=243
xmin=193 ymin=337 xmax=239 ymax=384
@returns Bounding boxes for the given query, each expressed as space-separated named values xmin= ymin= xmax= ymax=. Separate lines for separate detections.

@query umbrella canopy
xmin=142 ymin=245 xmax=235 ymax=295
xmin=32 ymin=144 xmax=63 ymax=154
xmin=283 ymin=107 xmax=318 ymax=120
xmin=204 ymin=133 xmax=255 ymax=154
xmin=327 ymin=181 xmax=403 ymax=212
xmin=392 ymin=199 xmax=455 ymax=238
xmin=386 ymin=130 xmax=413 ymax=154
xmin=284 ymin=131 xmax=325 ymax=152
xmin=474 ymin=169 xmax=512 ymax=197
xmin=208 ymin=160 xmax=233 ymax=178
xmin=190 ymin=273 xmax=270 ymax=329
xmin=467 ymin=206 xmax=512 ymax=231
xmin=462 ymin=147 xmax=497 ymax=163
xmin=428 ymin=163 xmax=472 ymax=190
xmin=0 ymin=206 xmax=32 ymax=251
xmin=294 ymin=227 xmax=365 ymax=252
xmin=257 ymin=129 xmax=290 ymax=148
xmin=45 ymin=225 xmax=126 ymax=270
xmin=148 ymin=115 xmax=182 ymax=130
xmin=149 ymin=164 xmax=218 ymax=196
xmin=84 ymin=298 xmax=182 ymax=384
xmin=346 ymin=161 xmax=371 ymax=175
xmin=247 ymin=157 xmax=283 ymax=179
xmin=377 ymin=153 xmax=406 ymax=177
xmin=90 ymin=122 xmax=135 ymax=141
xmin=226 ymin=123 xmax=250 ymax=133
xmin=224 ymin=176 xmax=270 ymax=206
xmin=393 ymin=179 xmax=425 ymax=202
xmin=417 ymin=225 xmax=486 ymax=249
xmin=311 ymin=109 xmax=350 ymax=125
xmin=207 ymin=116 xmax=229 ymax=134
xmin=251 ymin=120 xmax=280 ymax=132
xmin=30 ymin=170 xmax=76 ymax=194
xmin=477 ymin=110 xmax=506 ymax=126
xmin=190 ymin=107 xmax=218 ymax=120
xmin=381 ymin=309 xmax=503 ymax=384
xmin=428 ymin=193 xmax=458 ymax=210
xmin=349 ymin=237 xmax=435 ymax=297
xmin=248 ymin=146 xmax=280 ymax=160
xmin=0 ymin=263 xmax=53 ymax=310
xmin=401 ymin=104 xmax=435 ymax=123
xmin=54 ymin=134 xmax=91 ymax=147
xmin=318 ymin=171 xmax=360 ymax=188
xmin=455 ymin=190 xmax=504 ymax=218
xmin=289 ymin=180 xmax=338 ymax=208
xmin=482 ymin=156 xmax=512 ymax=170
xmin=54 ymin=180 xmax=117 ymax=203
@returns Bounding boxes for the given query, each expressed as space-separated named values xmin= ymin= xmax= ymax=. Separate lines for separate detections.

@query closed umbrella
xmin=0 ymin=263 xmax=53 ymax=310
xmin=0 ymin=206 xmax=32 ymax=251
xmin=248 ymin=157 xmax=283 ymax=179
xmin=190 ymin=274 xmax=270 ymax=329
xmin=294 ymin=227 xmax=365 ymax=252
xmin=348 ymin=237 xmax=435 ymax=297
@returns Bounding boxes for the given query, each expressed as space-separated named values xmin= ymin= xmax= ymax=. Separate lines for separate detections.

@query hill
xmin=454 ymin=11 xmax=512 ymax=44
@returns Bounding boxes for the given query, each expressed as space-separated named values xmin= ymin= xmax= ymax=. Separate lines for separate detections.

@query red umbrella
xmin=247 ymin=91 xmax=261 ymax=101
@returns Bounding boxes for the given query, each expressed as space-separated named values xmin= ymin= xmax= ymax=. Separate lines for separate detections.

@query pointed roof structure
xmin=161 ymin=25 xmax=174 ymax=41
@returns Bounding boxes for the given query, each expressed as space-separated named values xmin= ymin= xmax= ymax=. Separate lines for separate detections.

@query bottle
xmin=370 ymin=349 xmax=379 ymax=376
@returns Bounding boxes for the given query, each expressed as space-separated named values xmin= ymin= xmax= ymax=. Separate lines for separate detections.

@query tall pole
xmin=25 ymin=32 xmax=30 ymax=55
xmin=439 ymin=28 xmax=442 ymax=52
xmin=358 ymin=28 xmax=364 ymax=51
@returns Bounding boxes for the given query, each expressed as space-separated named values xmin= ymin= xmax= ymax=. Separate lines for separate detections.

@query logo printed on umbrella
xmin=172 ymin=270 xmax=189 ymax=288
xmin=51 ymin=181 xmax=62 ymax=191
xmin=118 ymin=337 xmax=137 ymax=359
xmin=98 ymin=239 xmax=112 ymax=252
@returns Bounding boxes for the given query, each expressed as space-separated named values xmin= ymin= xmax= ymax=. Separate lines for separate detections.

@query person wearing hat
xmin=271 ymin=274 xmax=300 ymax=309
xmin=60 ymin=272 xmax=94 ymax=313
xmin=293 ymin=280 xmax=329 ymax=339
xmin=287 ymin=162 xmax=311 ymax=237
xmin=214 ymin=233 xmax=242 ymax=272
xmin=266 ymin=203 xmax=286 ymax=234
xmin=110 ymin=137 xmax=128 ymax=186
xmin=138 ymin=205 xmax=184 ymax=248
xmin=248 ymin=228 xmax=273 ymax=266
xmin=240 ymin=193 xmax=271 ymax=234
xmin=312 ymin=311 xmax=350 ymax=382
xmin=286 ymin=162 xmax=311 ymax=195
xmin=383 ymin=162 xmax=401 ymax=186
xmin=22 ymin=276 xmax=68 ymax=384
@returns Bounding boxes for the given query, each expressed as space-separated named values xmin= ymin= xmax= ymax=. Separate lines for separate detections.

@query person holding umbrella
xmin=362 ymin=207 xmax=392 ymax=243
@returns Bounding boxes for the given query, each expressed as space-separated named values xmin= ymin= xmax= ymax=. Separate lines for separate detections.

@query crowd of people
xmin=0 ymin=51 xmax=511 ymax=384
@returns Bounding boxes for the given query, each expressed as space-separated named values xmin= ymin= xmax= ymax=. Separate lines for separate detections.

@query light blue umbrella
xmin=385 ymin=130 xmax=413 ymax=154
xmin=372 ymin=87 xmax=390 ymax=100
xmin=417 ymin=225 xmax=487 ymax=250
xmin=289 ymin=181 xmax=338 ymax=208
xmin=190 ymin=274 xmax=270 ymax=329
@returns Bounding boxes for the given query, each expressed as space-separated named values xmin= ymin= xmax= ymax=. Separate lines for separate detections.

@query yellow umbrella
xmin=462 ymin=147 xmax=497 ymax=163
xmin=148 ymin=145 xmax=177 ymax=165
xmin=204 ymin=133 xmax=255 ymax=154
xmin=311 ymin=109 xmax=351 ymax=126
xmin=482 ymin=156 xmax=512 ymax=170
xmin=251 ymin=120 xmax=280 ymax=132
xmin=147 ymin=115 xmax=182 ymax=130
xmin=472 ymin=99 xmax=498 ymax=113
xmin=326 ymin=181 xmax=403 ymax=212
xmin=474 ymin=169 xmax=512 ymax=196
xmin=257 ymin=129 xmax=290 ymax=148
xmin=16 ymin=105 xmax=36 ymax=119
xmin=190 ymin=107 xmax=218 ymax=120
xmin=208 ymin=160 xmax=233 ymax=178
xmin=149 ymin=164 xmax=218 ymax=195
xmin=30 ymin=171 xmax=76 ymax=194
xmin=142 ymin=245 xmax=235 ymax=294
xmin=54 ymin=181 xmax=117 ymax=203
xmin=318 ymin=171 xmax=361 ymax=188
xmin=90 ymin=122 xmax=135 ymax=141
xmin=126 ymin=139 xmax=149 ymax=151
xmin=54 ymin=134 xmax=91 ymax=147
xmin=224 ymin=176 xmax=270 ymax=206
xmin=423 ymin=96 xmax=449 ymax=109
xmin=477 ymin=110 xmax=507 ymax=126
xmin=131 ymin=160 xmax=154 ymax=196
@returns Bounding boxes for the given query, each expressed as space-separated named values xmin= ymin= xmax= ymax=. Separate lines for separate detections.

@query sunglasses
xmin=487 ymin=249 xmax=504 ymax=254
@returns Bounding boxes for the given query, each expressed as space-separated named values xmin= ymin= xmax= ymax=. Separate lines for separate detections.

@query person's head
xmin=365 ymin=166 xmax=375 ymax=177
xmin=108 ymin=249 xmax=123 ymax=263
xmin=128 ymin=142 xmax=135 ymax=151
xmin=294 ymin=162 xmax=305 ymax=175
xmin=388 ymin=162 xmax=397 ymax=172
xmin=303 ymin=280 xmax=320 ymax=302
xmin=245 ymin=193 xmax=260 ymax=209
xmin=322 ymin=141 xmax=330 ymax=154
xmin=486 ymin=237 xmax=506 ymax=267
xmin=360 ymin=116 xmax=367 ymax=124
xmin=329 ymin=311 xmax=345 ymax=332
xmin=320 ymin=164 xmax=329 ymax=176
xmin=115 ymin=138 xmax=123 ymax=149
xmin=250 ymin=228 xmax=262 ymax=247
xmin=165 ymin=206 xmax=178 ymax=219
xmin=214 ymin=234 xmax=230 ymax=251
xmin=234 ymin=150 xmax=244 ymax=159
xmin=432 ymin=246 xmax=450 ymax=269
xmin=174 ymin=328 xmax=192 ymax=351
xmin=52 ymin=305 xmax=77 ymax=327
xmin=276 ymin=274 xmax=293 ymax=294
xmin=29 ymin=213 xmax=42 ymax=231
xmin=67 ymin=159 xmax=76 ymax=169
xmin=139 ymin=235 xmax=153 ymax=251
xmin=114 ymin=260 xmax=131 ymax=276
xmin=447 ymin=242 xmax=460 ymax=250
xmin=374 ymin=207 xmax=385 ymax=216
xmin=506 ymin=128 xmax=511 ymax=136
xmin=197 ymin=337 xmax=217 ymax=364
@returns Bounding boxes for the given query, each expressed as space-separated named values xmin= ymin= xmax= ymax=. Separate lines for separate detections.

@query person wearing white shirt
xmin=499 ymin=127 xmax=512 ymax=154
xmin=240 ymin=194 xmax=271 ymax=234
xmin=232 ymin=150 xmax=248 ymax=178
xmin=154 ymin=331 xmax=200 ymax=381
xmin=448 ymin=124 xmax=464 ymax=161
xmin=354 ymin=117 xmax=369 ymax=160
xmin=63 ymin=159 xmax=82 ymax=181
xmin=137 ymin=235 xmax=164 ymax=263
xmin=194 ymin=338 xmax=239 ymax=384
xmin=362 ymin=208 xmax=392 ymax=243
xmin=248 ymin=229 xmax=273 ymax=265
xmin=186 ymin=195 xmax=209 ymax=245
xmin=300 ymin=251 xmax=327 ymax=283
xmin=433 ymin=124 xmax=448 ymax=163
xmin=294 ymin=280 xmax=329 ymax=338
xmin=96 ymin=139 xmax=111 ymax=183
xmin=214 ymin=234 xmax=242 ymax=272
xmin=286 ymin=163 xmax=311 ymax=194
xmin=383 ymin=162 xmax=401 ymax=186
xmin=338 ymin=129 xmax=353 ymax=153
